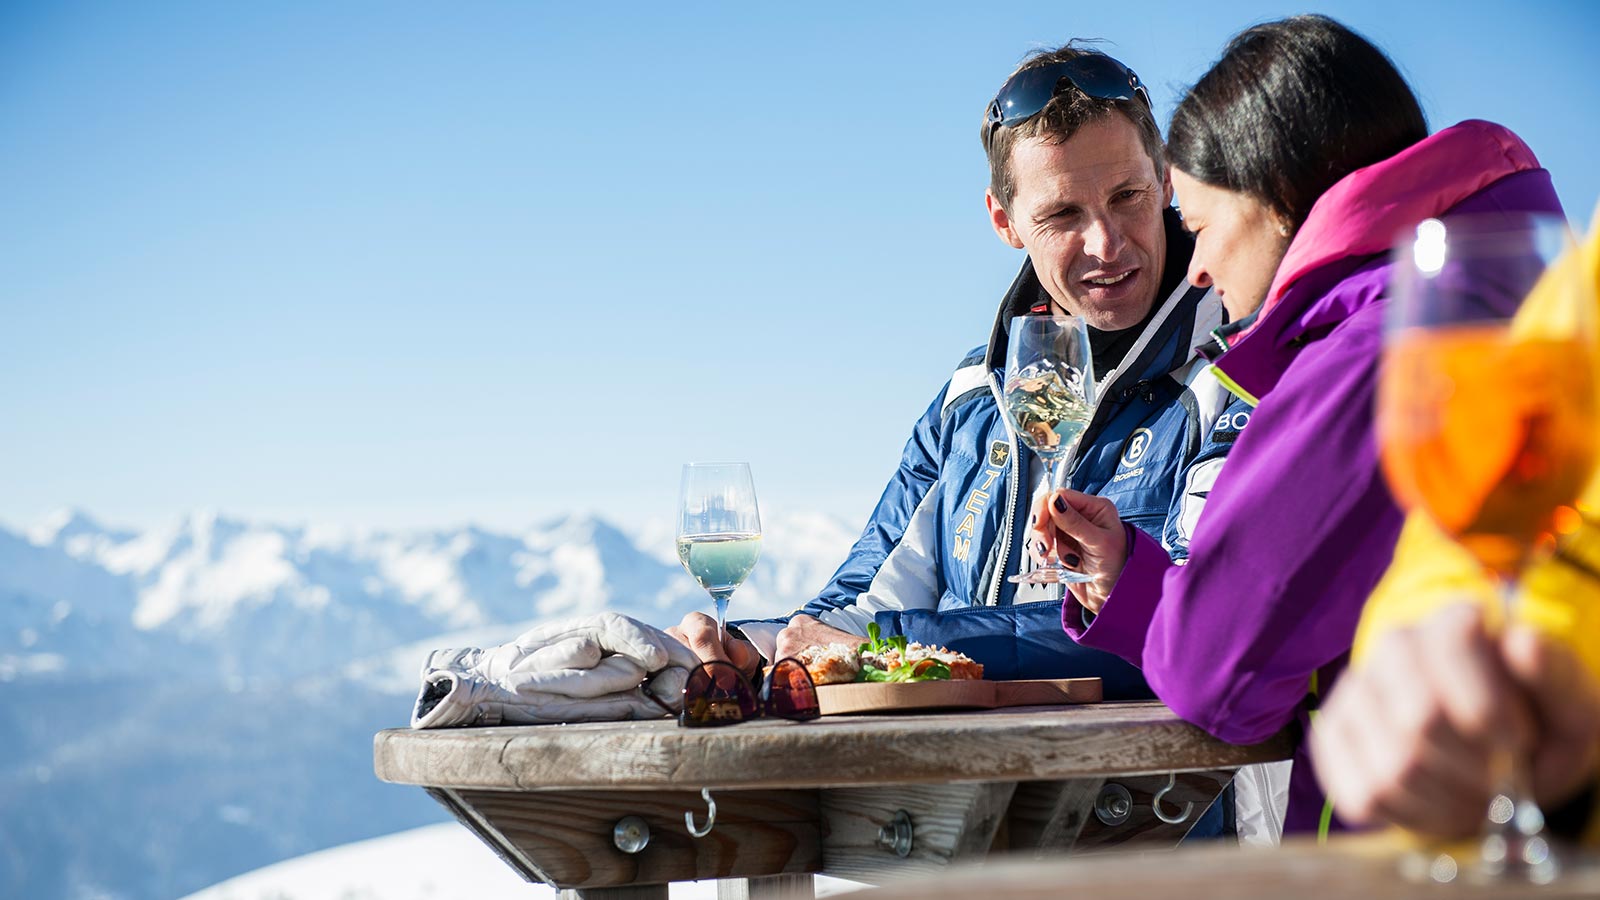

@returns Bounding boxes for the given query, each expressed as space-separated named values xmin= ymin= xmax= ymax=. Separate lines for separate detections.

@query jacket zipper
xmin=985 ymin=368 xmax=1021 ymax=607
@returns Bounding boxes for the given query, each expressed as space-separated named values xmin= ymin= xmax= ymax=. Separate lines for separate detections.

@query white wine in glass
xmin=676 ymin=462 xmax=763 ymax=640
xmin=1004 ymin=315 xmax=1097 ymax=584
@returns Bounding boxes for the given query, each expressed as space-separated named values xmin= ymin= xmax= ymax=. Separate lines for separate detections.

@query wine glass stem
xmin=1044 ymin=456 xmax=1066 ymax=492
xmin=1044 ymin=457 xmax=1067 ymax=566
xmin=1480 ymin=579 xmax=1557 ymax=882
xmin=1043 ymin=457 xmax=1067 ymax=601
xmin=1483 ymin=750 xmax=1554 ymax=879
xmin=714 ymin=593 xmax=730 ymax=644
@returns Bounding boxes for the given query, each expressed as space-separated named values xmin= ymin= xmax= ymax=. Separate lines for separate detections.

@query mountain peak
xmin=179 ymin=507 xmax=245 ymax=538
xmin=27 ymin=507 xmax=117 ymax=547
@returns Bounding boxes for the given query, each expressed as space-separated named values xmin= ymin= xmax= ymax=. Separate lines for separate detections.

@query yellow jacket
xmin=1353 ymin=214 xmax=1600 ymax=844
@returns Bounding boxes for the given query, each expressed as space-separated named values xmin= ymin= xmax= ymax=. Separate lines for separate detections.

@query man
xmin=671 ymin=45 xmax=1247 ymax=693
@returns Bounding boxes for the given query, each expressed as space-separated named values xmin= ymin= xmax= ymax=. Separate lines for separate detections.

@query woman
xmin=1035 ymin=14 xmax=1566 ymax=833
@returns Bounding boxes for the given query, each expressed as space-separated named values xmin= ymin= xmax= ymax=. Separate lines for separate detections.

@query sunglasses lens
xmin=680 ymin=661 xmax=757 ymax=728
xmin=763 ymin=658 xmax=821 ymax=721
xmin=992 ymin=56 xmax=1148 ymax=129
xmin=1060 ymin=54 xmax=1139 ymax=102
xmin=993 ymin=65 xmax=1062 ymax=126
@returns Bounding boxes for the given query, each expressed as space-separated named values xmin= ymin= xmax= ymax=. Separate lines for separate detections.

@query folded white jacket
xmin=410 ymin=612 xmax=701 ymax=728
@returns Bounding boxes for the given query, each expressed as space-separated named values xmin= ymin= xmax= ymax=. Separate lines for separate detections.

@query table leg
xmin=559 ymin=887 xmax=669 ymax=900
xmin=1002 ymin=778 xmax=1106 ymax=855
xmin=716 ymin=874 xmax=816 ymax=899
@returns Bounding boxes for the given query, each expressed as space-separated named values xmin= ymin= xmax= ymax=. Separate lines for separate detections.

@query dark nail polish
xmin=1054 ymin=495 xmax=1068 ymax=514
xmin=1064 ymin=554 xmax=1081 ymax=567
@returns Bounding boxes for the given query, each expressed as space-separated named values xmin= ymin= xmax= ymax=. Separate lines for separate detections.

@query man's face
xmin=987 ymin=115 xmax=1171 ymax=331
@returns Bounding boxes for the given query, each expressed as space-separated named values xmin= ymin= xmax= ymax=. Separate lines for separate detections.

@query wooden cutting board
xmin=815 ymin=677 xmax=1101 ymax=716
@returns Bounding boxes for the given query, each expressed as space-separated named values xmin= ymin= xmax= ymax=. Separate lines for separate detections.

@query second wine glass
xmin=1378 ymin=212 xmax=1598 ymax=883
xmin=676 ymin=462 xmax=763 ymax=642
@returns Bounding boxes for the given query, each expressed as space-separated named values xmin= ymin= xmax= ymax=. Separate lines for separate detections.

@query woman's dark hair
xmin=1167 ymin=15 xmax=1427 ymax=230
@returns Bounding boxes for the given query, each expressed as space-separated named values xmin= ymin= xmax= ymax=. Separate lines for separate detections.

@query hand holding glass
xmin=1004 ymin=315 xmax=1097 ymax=584
xmin=1378 ymin=213 xmax=1598 ymax=883
xmin=676 ymin=462 xmax=763 ymax=642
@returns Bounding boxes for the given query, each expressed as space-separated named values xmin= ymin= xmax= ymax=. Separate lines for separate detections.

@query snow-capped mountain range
xmin=0 ymin=508 xmax=857 ymax=900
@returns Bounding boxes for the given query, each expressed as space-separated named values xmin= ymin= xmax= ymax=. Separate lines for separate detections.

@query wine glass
xmin=1378 ymin=212 xmax=1598 ymax=883
xmin=676 ymin=462 xmax=763 ymax=641
xmin=1004 ymin=315 xmax=1098 ymax=584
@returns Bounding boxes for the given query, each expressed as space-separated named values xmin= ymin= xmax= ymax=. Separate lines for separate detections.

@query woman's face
xmin=1170 ymin=169 xmax=1293 ymax=321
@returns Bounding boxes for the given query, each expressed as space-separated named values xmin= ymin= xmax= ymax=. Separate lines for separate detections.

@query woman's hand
xmin=1034 ymin=489 xmax=1130 ymax=614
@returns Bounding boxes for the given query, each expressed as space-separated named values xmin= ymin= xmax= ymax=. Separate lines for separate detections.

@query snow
xmin=99 ymin=524 xmax=182 ymax=577
xmin=375 ymin=540 xmax=482 ymax=625
xmin=178 ymin=824 xmax=542 ymax=900
xmin=180 ymin=823 xmax=868 ymax=900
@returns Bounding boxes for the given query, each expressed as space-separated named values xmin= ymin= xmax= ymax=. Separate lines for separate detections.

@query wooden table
xmin=855 ymin=834 xmax=1600 ymax=899
xmin=373 ymin=700 xmax=1293 ymax=899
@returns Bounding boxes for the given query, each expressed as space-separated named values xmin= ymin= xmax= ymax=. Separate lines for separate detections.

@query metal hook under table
xmin=685 ymin=788 xmax=717 ymax=838
xmin=1152 ymin=772 xmax=1194 ymax=825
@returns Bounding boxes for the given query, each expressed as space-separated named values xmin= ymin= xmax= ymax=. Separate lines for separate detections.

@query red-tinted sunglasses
xmin=677 ymin=658 xmax=821 ymax=728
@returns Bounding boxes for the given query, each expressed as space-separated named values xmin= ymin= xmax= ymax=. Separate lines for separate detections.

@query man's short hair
xmin=982 ymin=43 xmax=1167 ymax=212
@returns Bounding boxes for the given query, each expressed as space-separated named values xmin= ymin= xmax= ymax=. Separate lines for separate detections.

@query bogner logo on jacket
xmin=1112 ymin=427 xmax=1154 ymax=483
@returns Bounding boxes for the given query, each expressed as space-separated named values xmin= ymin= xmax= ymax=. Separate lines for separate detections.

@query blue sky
xmin=3 ymin=1 xmax=1598 ymax=533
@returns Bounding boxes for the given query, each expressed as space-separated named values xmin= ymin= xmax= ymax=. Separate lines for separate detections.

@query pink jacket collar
xmin=1256 ymin=120 xmax=1542 ymax=323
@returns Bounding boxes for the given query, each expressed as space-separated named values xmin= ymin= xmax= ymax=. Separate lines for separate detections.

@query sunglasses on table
xmin=982 ymin=53 xmax=1152 ymax=149
xmin=659 ymin=658 xmax=821 ymax=727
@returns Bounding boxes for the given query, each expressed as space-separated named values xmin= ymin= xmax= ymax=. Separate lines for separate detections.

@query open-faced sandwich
xmin=795 ymin=642 xmax=862 ymax=686
xmin=796 ymin=623 xmax=983 ymax=685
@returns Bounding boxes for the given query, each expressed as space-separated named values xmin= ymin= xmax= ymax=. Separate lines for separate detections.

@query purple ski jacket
xmin=1063 ymin=120 xmax=1564 ymax=832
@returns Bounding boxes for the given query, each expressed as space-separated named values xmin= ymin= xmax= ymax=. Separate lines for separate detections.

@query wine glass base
xmin=1478 ymin=828 xmax=1562 ymax=885
xmin=1398 ymin=834 xmax=1566 ymax=886
xmin=1007 ymin=569 xmax=1094 ymax=585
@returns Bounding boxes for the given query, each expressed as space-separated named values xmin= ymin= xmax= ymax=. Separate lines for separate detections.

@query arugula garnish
xmin=856 ymin=623 xmax=953 ymax=683
xmin=859 ymin=622 xmax=897 ymax=655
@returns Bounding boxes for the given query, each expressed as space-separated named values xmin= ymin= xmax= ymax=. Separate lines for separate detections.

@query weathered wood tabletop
xmin=374 ymin=700 xmax=1294 ymax=899
xmin=856 ymin=833 xmax=1600 ymax=899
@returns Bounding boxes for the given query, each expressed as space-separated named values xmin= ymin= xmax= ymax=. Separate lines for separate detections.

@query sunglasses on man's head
xmin=678 ymin=658 xmax=821 ymax=728
xmin=983 ymin=54 xmax=1152 ymax=147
